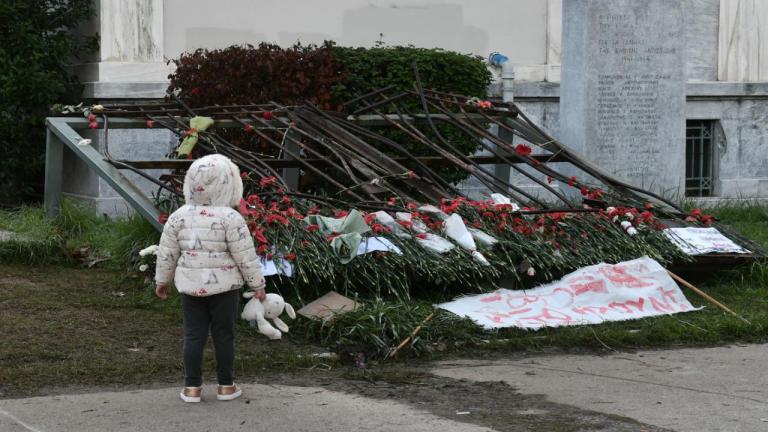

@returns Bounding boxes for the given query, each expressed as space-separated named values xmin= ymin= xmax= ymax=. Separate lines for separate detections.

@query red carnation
xmin=387 ymin=197 xmax=397 ymax=206
xmin=547 ymin=175 xmax=554 ymax=184
xmin=306 ymin=224 xmax=320 ymax=232
xmin=644 ymin=202 xmax=654 ymax=210
xmin=87 ymin=114 xmax=97 ymax=122
xmin=146 ymin=119 xmax=154 ymax=129
xmin=568 ymin=176 xmax=577 ymax=187
xmin=414 ymin=233 xmax=428 ymax=239
xmin=263 ymin=111 xmax=273 ymax=120
xmin=690 ymin=208 xmax=702 ymax=217
xmin=397 ymin=220 xmax=413 ymax=229
xmin=238 ymin=198 xmax=248 ymax=216
xmin=240 ymin=172 xmax=248 ymax=179
xmin=252 ymin=228 xmax=268 ymax=245
xmin=285 ymin=253 xmax=296 ymax=261
xmin=88 ymin=122 xmax=98 ymax=129
xmin=514 ymin=144 xmax=532 ymax=157
xmin=640 ymin=210 xmax=654 ymax=223
xmin=700 ymin=214 xmax=714 ymax=226
xmin=243 ymin=123 xmax=254 ymax=133
xmin=372 ymin=223 xmax=389 ymax=233
xmin=334 ymin=210 xmax=349 ymax=218
xmin=259 ymin=176 xmax=277 ymax=188
xmin=158 ymin=213 xmax=169 ymax=224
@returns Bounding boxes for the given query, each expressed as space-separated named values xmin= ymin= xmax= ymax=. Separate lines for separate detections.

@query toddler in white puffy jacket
xmin=154 ymin=153 xmax=266 ymax=403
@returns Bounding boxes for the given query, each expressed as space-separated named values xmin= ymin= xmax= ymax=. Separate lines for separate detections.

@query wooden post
xmin=387 ymin=311 xmax=436 ymax=360
xmin=667 ymin=270 xmax=751 ymax=324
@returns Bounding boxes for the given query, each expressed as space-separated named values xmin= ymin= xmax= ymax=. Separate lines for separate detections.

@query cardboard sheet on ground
xmin=297 ymin=291 xmax=361 ymax=321
xmin=664 ymin=227 xmax=750 ymax=255
xmin=437 ymin=257 xmax=701 ymax=330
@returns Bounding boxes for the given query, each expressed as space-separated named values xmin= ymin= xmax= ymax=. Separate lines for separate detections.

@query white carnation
xmin=606 ymin=207 xmax=616 ymax=213
xmin=139 ymin=264 xmax=149 ymax=272
xmin=526 ymin=267 xmax=536 ymax=277
xmin=625 ymin=212 xmax=634 ymax=220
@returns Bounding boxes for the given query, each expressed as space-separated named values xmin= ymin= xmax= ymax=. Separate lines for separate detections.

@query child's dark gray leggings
xmin=181 ymin=290 xmax=239 ymax=387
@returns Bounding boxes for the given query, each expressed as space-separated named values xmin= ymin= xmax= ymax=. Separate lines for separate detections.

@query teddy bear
xmin=241 ymin=292 xmax=296 ymax=340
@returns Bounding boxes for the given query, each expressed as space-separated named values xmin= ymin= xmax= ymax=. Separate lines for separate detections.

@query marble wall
xmin=718 ymin=0 xmax=768 ymax=81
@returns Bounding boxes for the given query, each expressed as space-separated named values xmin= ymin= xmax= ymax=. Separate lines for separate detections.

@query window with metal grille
xmin=685 ymin=120 xmax=716 ymax=197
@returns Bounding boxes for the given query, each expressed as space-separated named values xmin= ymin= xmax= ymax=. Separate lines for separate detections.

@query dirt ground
xmin=265 ymin=368 xmax=669 ymax=431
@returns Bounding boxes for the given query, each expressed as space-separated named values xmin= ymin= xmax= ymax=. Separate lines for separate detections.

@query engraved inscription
xmin=589 ymin=8 xmax=682 ymax=184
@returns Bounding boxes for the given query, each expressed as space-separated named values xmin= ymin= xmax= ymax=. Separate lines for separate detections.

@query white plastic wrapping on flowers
xmin=490 ymin=193 xmax=521 ymax=210
xmin=414 ymin=233 xmax=456 ymax=253
xmin=357 ymin=237 xmax=403 ymax=255
xmin=417 ymin=204 xmax=445 ymax=218
xmin=372 ymin=211 xmax=411 ymax=238
xmin=443 ymin=214 xmax=490 ymax=265
xmin=395 ymin=212 xmax=429 ymax=233
xmin=261 ymin=257 xmax=294 ymax=277
xmin=468 ymin=227 xmax=498 ymax=246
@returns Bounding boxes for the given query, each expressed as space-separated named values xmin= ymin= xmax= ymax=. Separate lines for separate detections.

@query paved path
xmin=0 ymin=383 xmax=493 ymax=432
xmin=2 ymin=344 xmax=767 ymax=431
xmin=433 ymin=343 xmax=768 ymax=432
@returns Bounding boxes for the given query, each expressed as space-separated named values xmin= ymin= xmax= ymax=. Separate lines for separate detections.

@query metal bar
xmin=45 ymin=118 xmax=163 ymax=231
xmin=52 ymin=113 xmax=502 ymax=129
xmin=282 ymin=127 xmax=301 ymax=189
xmin=111 ymin=154 xmax=566 ymax=170
xmin=43 ymin=128 xmax=64 ymax=221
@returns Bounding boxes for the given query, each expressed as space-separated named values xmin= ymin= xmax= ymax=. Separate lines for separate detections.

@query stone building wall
xmin=61 ymin=0 xmax=768 ymax=216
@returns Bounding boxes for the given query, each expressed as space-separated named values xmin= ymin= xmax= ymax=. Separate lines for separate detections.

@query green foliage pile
xmin=0 ymin=0 xmax=97 ymax=205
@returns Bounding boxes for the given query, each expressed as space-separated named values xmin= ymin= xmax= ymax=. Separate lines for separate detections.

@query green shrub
xmin=331 ymin=45 xmax=491 ymax=103
xmin=0 ymin=0 xmax=97 ymax=205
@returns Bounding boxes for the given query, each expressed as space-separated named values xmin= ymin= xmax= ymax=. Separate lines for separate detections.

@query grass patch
xmin=0 ymin=200 xmax=160 ymax=269
xmin=0 ymin=206 xmax=62 ymax=264
xmin=0 ymin=264 xmax=333 ymax=398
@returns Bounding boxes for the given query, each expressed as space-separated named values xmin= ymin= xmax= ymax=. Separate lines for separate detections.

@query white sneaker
xmin=180 ymin=386 xmax=202 ymax=403
xmin=217 ymin=384 xmax=242 ymax=401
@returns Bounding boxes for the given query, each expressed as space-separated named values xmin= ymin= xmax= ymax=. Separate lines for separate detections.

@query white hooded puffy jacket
xmin=155 ymin=154 xmax=265 ymax=297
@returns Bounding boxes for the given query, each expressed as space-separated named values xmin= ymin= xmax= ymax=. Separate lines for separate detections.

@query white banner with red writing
xmin=437 ymin=257 xmax=701 ymax=330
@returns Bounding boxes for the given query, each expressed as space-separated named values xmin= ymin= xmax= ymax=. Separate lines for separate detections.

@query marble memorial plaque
xmin=560 ymin=0 xmax=686 ymax=197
